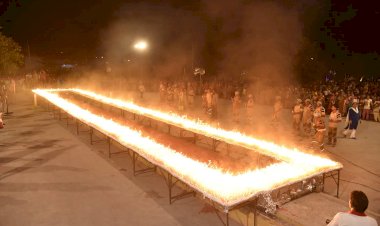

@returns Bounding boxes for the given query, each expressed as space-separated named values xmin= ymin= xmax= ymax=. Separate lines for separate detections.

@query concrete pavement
xmin=1 ymin=90 xmax=379 ymax=226
xmin=0 ymin=92 xmax=235 ymax=226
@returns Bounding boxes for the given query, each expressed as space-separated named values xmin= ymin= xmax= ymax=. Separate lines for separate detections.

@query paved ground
xmin=1 ymin=90 xmax=379 ymax=226
xmin=0 ymin=92 xmax=244 ymax=226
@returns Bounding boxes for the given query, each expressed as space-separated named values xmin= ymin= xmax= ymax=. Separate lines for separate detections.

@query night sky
xmin=1 ymin=0 xmax=380 ymax=75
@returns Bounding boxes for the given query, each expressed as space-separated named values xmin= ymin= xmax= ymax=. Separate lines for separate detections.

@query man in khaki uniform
xmin=187 ymin=84 xmax=195 ymax=107
xmin=313 ymin=117 xmax=326 ymax=151
xmin=328 ymin=105 xmax=342 ymax=147
xmin=246 ymin=94 xmax=254 ymax=124
xmin=302 ymin=99 xmax=313 ymax=136
xmin=373 ymin=99 xmax=380 ymax=122
xmin=292 ymin=99 xmax=303 ymax=132
xmin=272 ymin=96 xmax=283 ymax=122
xmin=232 ymin=91 xmax=241 ymax=123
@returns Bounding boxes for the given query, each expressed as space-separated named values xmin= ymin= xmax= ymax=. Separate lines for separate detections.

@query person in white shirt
xmin=292 ymin=99 xmax=303 ymax=132
xmin=327 ymin=190 xmax=378 ymax=226
xmin=372 ymin=99 xmax=380 ymax=122
xmin=362 ymin=96 xmax=372 ymax=120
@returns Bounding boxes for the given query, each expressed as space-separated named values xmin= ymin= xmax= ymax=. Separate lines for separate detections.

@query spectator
xmin=0 ymin=112 xmax=3 ymax=129
xmin=373 ymin=98 xmax=380 ymax=122
xmin=327 ymin=190 xmax=378 ymax=226
xmin=362 ymin=96 xmax=372 ymax=120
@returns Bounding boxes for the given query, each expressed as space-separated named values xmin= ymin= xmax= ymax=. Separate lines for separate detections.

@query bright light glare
xmin=134 ymin=41 xmax=148 ymax=50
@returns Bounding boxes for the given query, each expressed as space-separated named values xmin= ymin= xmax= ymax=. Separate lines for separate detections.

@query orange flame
xmin=33 ymin=89 xmax=342 ymax=207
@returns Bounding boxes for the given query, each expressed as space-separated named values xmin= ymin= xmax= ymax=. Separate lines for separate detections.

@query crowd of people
xmin=285 ymin=77 xmax=380 ymax=151
xmin=2 ymin=71 xmax=379 ymax=151
xmin=136 ymin=76 xmax=380 ymax=152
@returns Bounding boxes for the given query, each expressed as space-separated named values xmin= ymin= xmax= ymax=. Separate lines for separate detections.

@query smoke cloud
xmin=202 ymin=0 xmax=302 ymax=83
xmin=70 ymin=0 xmax=305 ymax=103
xmin=101 ymin=2 xmax=205 ymax=80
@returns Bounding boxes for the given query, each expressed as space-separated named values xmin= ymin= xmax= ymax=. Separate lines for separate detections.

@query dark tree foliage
xmin=0 ymin=33 xmax=24 ymax=76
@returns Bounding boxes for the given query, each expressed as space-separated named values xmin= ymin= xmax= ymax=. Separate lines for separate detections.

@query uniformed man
xmin=373 ymin=99 xmax=380 ymax=122
xmin=272 ymin=96 xmax=283 ymax=123
xmin=0 ymin=112 xmax=3 ymax=129
xmin=138 ymin=82 xmax=145 ymax=99
xmin=313 ymin=117 xmax=326 ymax=151
xmin=206 ymin=89 xmax=213 ymax=119
xmin=202 ymin=89 xmax=208 ymax=114
xmin=187 ymin=84 xmax=195 ymax=107
xmin=159 ymin=82 xmax=166 ymax=103
xmin=178 ymin=88 xmax=185 ymax=112
xmin=292 ymin=98 xmax=303 ymax=132
xmin=166 ymin=85 xmax=173 ymax=106
xmin=313 ymin=100 xmax=326 ymax=129
xmin=246 ymin=94 xmax=254 ymax=124
xmin=232 ymin=91 xmax=241 ymax=123
xmin=328 ymin=105 xmax=342 ymax=146
xmin=211 ymin=89 xmax=218 ymax=119
xmin=0 ymin=82 xmax=7 ymax=113
xmin=302 ymin=99 xmax=313 ymax=136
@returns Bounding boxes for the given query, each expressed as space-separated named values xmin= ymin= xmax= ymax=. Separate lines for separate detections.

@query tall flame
xmin=69 ymin=88 xmax=340 ymax=166
xmin=33 ymin=89 xmax=342 ymax=208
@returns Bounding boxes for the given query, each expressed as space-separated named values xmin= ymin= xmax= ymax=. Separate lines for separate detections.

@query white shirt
xmin=364 ymin=99 xmax=372 ymax=109
xmin=328 ymin=212 xmax=378 ymax=226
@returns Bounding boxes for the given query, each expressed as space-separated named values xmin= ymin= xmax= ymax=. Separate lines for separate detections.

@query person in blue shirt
xmin=343 ymin=100 xmax=360 ymax=139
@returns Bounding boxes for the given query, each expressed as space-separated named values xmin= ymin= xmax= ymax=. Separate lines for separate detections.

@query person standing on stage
xmin=232 ymin=91 xmax=241 ymax=123
xmin=313 ymin=100 xmax=326 ymax=126
xmin=327 ymin=105 xmax=342 ymax=147
xmin=206 ymin=89 xmax=213 ymax=119
xmin=159 ymin=81 xmax=166 ymax=103
xmin=362 ymin=95 xmax=373 ymax=120
xmin=343 ymin=100 xmax=361 ymax=139
xmin=292 ymin=98 xmax=303 ymax=132
xmin=302 ymin=99 xmax=313 ymax=136
xmin=246 ymin=94 xmax=254 ymax=125
xmin=272 ymin=96 xmax=283 ymax=125
xmin=312 ymin=116 xmax=326 ymax=151
xmin=138 ymin=82 xmax=145 ymax=99
xmin=187 ymin=84 xmax=195 ymax=107
xmin=0 ymin=82 xmax=7 ymax=113
xmin=211 ymin=89 xmax=218 ymax=119
xmin=373 ymin=98 xmax=380 ymax=122
xmin=202 ymin=89 xmax=208 ymax=114
xmin=178 ymin=88 xmax=185 ymax=113
xmin=0 ymin=112 xmax=4 ymax=129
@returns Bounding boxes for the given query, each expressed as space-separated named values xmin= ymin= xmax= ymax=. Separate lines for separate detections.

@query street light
xmin=133 ymin=41 xmax=148 ymax=51
xmin=133 ymin=41 xmax=148 ymax=78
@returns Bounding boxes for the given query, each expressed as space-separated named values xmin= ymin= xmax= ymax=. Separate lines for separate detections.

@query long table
xmin=33 ymin=89 xmax=343 ymax=226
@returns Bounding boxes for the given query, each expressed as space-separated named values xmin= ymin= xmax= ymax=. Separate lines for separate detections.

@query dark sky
xmin=1 ymin=0 xmax=380 ymax=73
xmin=0 ymin=0 xmax=127 ymax=60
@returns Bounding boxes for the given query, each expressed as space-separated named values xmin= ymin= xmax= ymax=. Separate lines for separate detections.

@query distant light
xmin=310 ymin=57 xmax=314 ymax=60
xmin=127 ymin=59 xmax=131 ymax=62
xmin=134 ymin=41 xmax=148 ymax=51
xmin=101 ymin=56 xmax=104 ymax=59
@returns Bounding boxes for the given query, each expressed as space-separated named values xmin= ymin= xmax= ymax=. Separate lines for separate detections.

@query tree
xmin=0 ymin=33 xmax=24 ymax=76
